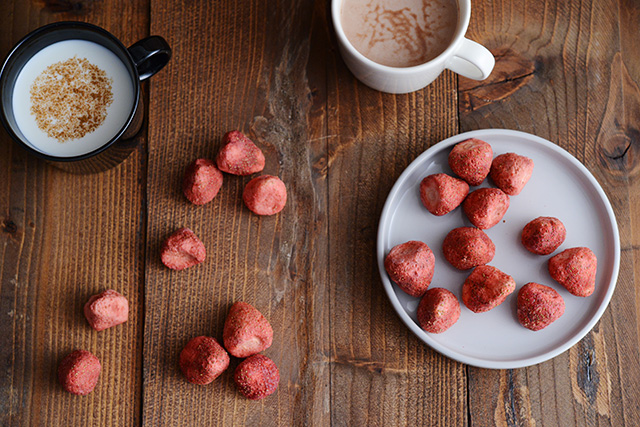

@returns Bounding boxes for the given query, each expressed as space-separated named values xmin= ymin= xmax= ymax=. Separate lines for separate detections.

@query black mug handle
xmin=128 ymin=36 xmax=171 ymax=81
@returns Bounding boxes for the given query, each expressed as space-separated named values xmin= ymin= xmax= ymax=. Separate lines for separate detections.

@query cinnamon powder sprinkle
xmin=29 ymin=56 xmax=113 ymax=142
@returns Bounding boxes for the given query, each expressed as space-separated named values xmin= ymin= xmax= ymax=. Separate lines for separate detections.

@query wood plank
xmin=0 ymin=1 xmax=149 ymax=425
xmin=143 ymin=0 xmax=329 ymax=425
xmin=606 ymin=0 xmax=640 ymax=423
xmin=461 ymin=0 xmax=639 ymax=425
xmin=325 ymin=21 xmax=467 ymax=427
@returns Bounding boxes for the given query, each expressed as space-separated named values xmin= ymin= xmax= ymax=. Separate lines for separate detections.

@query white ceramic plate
xmin=377 ymin=129 xmax=620 ymax=369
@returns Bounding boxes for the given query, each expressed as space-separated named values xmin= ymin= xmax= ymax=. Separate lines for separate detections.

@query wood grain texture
xmin=0 ymin=1 xmax=149 ymax=426
xmin=143 ymin=0 xmax=329 ymax=425
xmin=326 ymin=16 xmax=466 ymax=427
xmin=462 ymin=1 xmax=640 ymax=426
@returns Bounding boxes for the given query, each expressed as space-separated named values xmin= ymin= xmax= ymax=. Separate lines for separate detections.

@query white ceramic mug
xmin=332 ymin=0 xmax=495 ymax=94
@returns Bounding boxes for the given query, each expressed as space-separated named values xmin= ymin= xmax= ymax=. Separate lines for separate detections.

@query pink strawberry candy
xmin=490 ymin=153 xmax=534 ymax=195
xmin=58 ymin=350 xmax=101 ymax=395
xmin=548 ymin=247 xmax=597 ymax=297
xmin=216 ymin=131 xmax=266 ymax=176
xmin=384 ymin=240 xmax=435 ymax=297
xmin=517 ymin=283 xmax=565 ymax=331
xmin=521 ymin=216 xmax=566 ymax=255
xmin=462 ymin=187 xmax=510 ymax=229
xmin=242 ymin=175 xmax=287 ymax=216
xmin=448 ymin=138 xmax=493 ymax=186
xmin=417 ymin=288 xmax=460 ymax=333
xmin=84 ymin=289 xmax=129 ymax=331
xmin=442 ymin=227 xmax=495 ymax=270
xmin=223 ymin=302 xmax=274 ymax=358
xmin=234 ymin=354 xmax=279 ymax=400
xmin=160 ymin=228 xmax=206 ymax=270
xmin=182 ymin=158 xmax=223 ymax=205
xmin=462 ymin=265 xmax=515 ymax=313
xmin=179 ymin=336 xmax=230 ymax=385
xmin=419 ymin=173 xmax=469 ymax=216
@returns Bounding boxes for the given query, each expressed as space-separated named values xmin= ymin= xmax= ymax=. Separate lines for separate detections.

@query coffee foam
xmin=12 ymin=39 xmax=135 ymax=157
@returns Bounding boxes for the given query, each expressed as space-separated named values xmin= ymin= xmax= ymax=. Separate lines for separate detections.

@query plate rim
xmin=376 ymin=129 xmax=621 ymax=369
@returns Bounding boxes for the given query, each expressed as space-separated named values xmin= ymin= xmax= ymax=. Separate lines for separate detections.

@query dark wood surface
xmin=1 ymin=0 xmax=639 ymax=426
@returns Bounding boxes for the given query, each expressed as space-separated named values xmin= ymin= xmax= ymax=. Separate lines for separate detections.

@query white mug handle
xmin=446 ymin=38 xmax=495 ymax=80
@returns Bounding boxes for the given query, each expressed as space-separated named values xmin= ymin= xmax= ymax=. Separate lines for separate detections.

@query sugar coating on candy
xmin=442 ymin=227 xmax=495 ymax=270
xmin=179 ymin=336 xmax=230 ymax=385
xmin=448 ymin=138 xmax=493 ymax=186
xmin=234 ymin=354 xmax=279 ymax=400
xmin=521 ymin=216 xmax=566 ymax=255
xmin=216 ymin=131 xmax=266 ymax=176
xmin=223 ymin=302 xmax=274 ymax=358
xmin=243 ymin=175 xmax=287 ymax=216
xmin=490 ymin=153 xmax=534 ymax=196
xmin=462 ymin=187 xmax=510 ymax=229
xmin=58 ymin=350 xmax=101 ymax=395
xmin=160 ymin=227 xmax=206 ymax=270
xmin=417 ymin=288 xmax=460 ymax=333
xmin=419 ymin=173 xmax=469 ymax=216
xmin=548 ymin=247 xmax=597 ymax=297
xmin=182 ymin=158 xmax=223 ymax=205
xmin=384 ymin=240 xmax=435 ymax=297
xmin=517 ymin=282 xmax=565 ymax=331
xmin=84 ymin=289 xmax=129 ymax=331
xmin=462 ymin=265 xmax=516 ymax=313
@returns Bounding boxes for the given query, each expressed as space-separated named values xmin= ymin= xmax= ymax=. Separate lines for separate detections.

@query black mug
xmin=0 ymin=21 xmax=171 ymax=173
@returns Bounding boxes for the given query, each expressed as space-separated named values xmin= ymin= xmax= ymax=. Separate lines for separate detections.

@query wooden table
xmin=1 ymin=0 xmax=639 ymax=425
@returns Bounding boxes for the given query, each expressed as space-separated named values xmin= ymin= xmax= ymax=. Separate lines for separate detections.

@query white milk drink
xmin=12 ymin=39 xmax=135 ymax=157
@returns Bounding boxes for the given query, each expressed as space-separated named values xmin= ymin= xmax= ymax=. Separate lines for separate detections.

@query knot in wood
xmin=597 ymin=126 xmax=640 ymax=178
xmin=2 ymin=218 xmax=18 ymax=235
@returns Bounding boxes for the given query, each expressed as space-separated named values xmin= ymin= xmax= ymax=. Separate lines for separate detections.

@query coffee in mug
xmin=341 ymin=0 xmax=458 ymax=68
xmin=12 ymin=39 xmax=135 ymax=157
xmin=332 ymin=0 xmax=494 ymax=93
